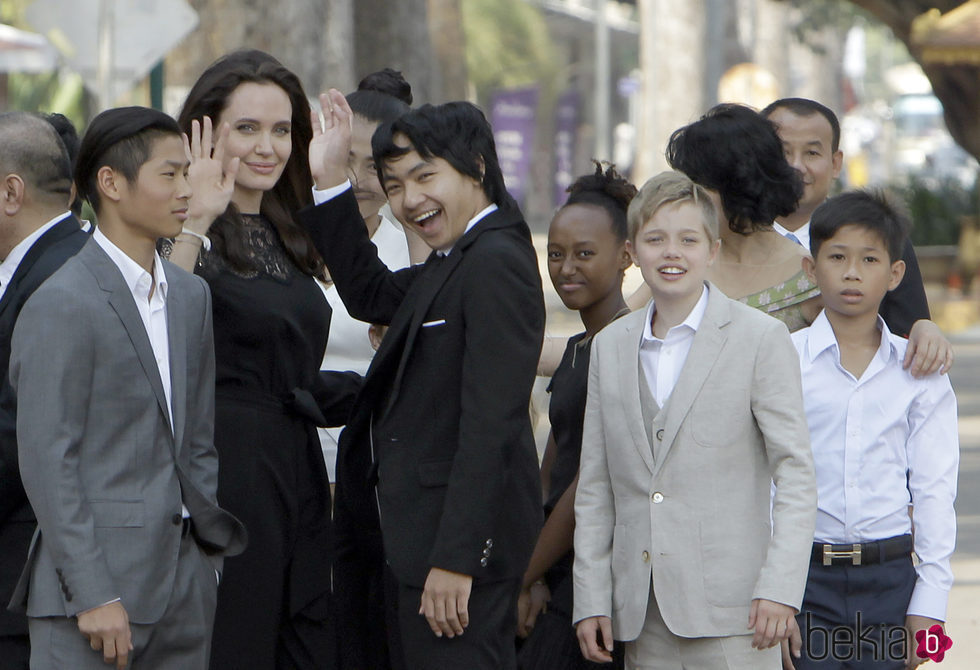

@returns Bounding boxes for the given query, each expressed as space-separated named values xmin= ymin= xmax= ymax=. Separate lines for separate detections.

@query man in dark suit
xmin=300 ymin=93 xmax=545 ymax=669
xmin=0 ymin=112 xmax=89 ymax=669
xmin=9 ymin=107 xmax=246 ymax=669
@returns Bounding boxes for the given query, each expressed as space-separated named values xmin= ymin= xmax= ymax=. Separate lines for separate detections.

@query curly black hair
xmin=666 ymin=103 xmax=802 ymax=235
xmin=562 ymin=160 xmax=637 ymax=241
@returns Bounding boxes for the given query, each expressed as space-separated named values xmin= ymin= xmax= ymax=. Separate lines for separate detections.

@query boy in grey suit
xmin=573 ymin=171 xmax=816 ymax=669
xmin=8 ymin=107 xmax=246 ymax=669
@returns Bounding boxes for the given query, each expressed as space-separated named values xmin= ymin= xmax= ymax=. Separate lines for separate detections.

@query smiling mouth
xmin=246 ymin=162 xmax=278 ymax=174
xmin=413 ymin=209 xmax=440 ymax=229
xmin=658 ymin=266 xmax=686 ymax=278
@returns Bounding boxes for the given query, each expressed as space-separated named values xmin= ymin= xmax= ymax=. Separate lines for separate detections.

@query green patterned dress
xmin=737 ymin=269 xmax=820 ymax=332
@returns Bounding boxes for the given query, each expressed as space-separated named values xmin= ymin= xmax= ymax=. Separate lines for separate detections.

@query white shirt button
xmin=652 ymin=492 xmax=664 ymax=503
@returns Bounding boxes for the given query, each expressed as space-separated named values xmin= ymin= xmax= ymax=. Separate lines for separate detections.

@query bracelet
xmin=177 ymin=228 xmax=211 ymax=251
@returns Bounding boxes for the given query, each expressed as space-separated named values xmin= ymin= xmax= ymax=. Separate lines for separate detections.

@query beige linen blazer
xmin=573 ymin=283 xmax=816 ymax=640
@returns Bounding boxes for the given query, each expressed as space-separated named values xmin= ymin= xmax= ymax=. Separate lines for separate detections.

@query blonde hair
xmin=627 ymin=170 xmax=719 ymax=241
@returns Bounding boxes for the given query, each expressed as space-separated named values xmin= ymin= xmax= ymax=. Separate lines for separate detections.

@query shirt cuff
xmin=78 ymin=597 xmax=121 ymax=615
xmin=312 ymin=180 xmax=352 ymax=205
xmin=906 ymin=580 xmax=949 ymax=622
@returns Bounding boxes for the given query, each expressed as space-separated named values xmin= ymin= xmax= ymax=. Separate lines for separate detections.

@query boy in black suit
xmin=300 ymin=92 xmax=545 ymax=669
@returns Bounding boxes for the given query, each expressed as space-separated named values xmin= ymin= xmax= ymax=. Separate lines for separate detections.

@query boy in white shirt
xmin=789 ymin=190 xmax=959 ymax=669
xmin=573 ymin=171 xmax=816 ymax=669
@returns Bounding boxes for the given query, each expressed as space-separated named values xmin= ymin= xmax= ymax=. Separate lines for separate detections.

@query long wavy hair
xmin=666 ymin=103 xmax=802 ymax=235
xmin=178 ymin=49 xmax=322 ymax=276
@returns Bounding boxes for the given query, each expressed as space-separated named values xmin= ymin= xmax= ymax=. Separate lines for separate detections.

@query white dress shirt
xmin=792 ymin=311 xmax=958 ymax=620
xmin=773 ymin=220 xmax=810 ymax=250
xmin=0 ymin=212 xmax=73 ymax=302
xmin=639 ymin=284 xmax=710 ymax=406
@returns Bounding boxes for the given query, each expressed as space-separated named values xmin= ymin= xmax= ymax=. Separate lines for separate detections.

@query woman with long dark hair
xmin=167 ymin=49 xmax=355 ymax=670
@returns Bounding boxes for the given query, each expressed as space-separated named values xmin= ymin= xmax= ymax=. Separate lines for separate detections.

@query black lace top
xmin=165 ymin=214 xmax=331 ymax=398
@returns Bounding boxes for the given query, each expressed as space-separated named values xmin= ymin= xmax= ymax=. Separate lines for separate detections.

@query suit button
xmin=480 ymin=558 xmax=488 ymax=567
xmin=172 ymin=513 xmax=182 ymax=525
xmin=656 ymin=429 xmax=664 ymax=441
xmin=651 ymin=492 xmax=664 ymax=503
xmin=642 ymin=551 xmax=650 ymax=563
xmin=485 ymin=539 xmax=493 ymax=548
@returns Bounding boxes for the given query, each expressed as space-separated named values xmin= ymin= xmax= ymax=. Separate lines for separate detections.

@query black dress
xmin=519 ymin=333 xmax=625 ymax=670
xmin=184 ymin=214 xmax=347 ymax=670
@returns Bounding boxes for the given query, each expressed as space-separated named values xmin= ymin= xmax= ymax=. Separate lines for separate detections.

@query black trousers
xmin=392 ymin=577 xmax=521 ymax=670
xmin=795 ymin=556 xmax=916 ymax=669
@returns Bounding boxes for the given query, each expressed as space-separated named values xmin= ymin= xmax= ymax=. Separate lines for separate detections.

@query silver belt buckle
xmin=823 ymin=543 xmax=862 ymax=566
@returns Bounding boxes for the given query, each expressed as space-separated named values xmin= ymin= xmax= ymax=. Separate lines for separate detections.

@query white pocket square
xmin=422 ymin=319 xmax=446 ymax=328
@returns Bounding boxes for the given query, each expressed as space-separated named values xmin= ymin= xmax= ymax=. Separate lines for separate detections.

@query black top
xmin=880 ymin=238 xmax=930 ymax=338
xmin=196 ymin=214 xmax=331 ymax=400
xmin=545 ymin=332 xmax=592 ymax=516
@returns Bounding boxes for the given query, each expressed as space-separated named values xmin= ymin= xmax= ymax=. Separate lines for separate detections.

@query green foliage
xmin=896 ymin=175 xmax=980 ymax=246
xmin=461 ymin=0 xmax=558 ymax=102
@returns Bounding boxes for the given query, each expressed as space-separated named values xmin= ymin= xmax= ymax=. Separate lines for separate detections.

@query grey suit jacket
xmin=573 ymin=283 xmax=816 ymax=640
xmin=8 ymin=239 xmax=246 ymax=624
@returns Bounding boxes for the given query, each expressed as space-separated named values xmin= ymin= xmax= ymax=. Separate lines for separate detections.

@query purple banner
xmin=554 ymin=89 xmax=580 ymax=207
xmin=490 ymin=86 xmax=539 ymax=209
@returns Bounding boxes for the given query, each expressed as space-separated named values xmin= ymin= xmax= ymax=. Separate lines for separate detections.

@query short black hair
xmin=810 ymin=189 xmax=909 ymax=262
xmin=666 ymin=103 xmax=801 ymax=234
xmin=562 ymin=161 xmax=636 ymax=242
xmin=372 ymin=101 xmax=518 ymax=213
xmin=0 ymin=111 xmax=73 ymax=206
xmin=348 ymin=68 xmax=412 ymax=125
xmin=761 ymin=98 xmax=841 ymax=152
xmin=75 ymin=106 xmax=181 ymax=214
xmin=42 ymin=113 xmax=82 ymax=214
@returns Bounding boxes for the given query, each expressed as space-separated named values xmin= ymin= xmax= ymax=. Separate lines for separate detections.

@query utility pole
xmin=96 ymin=0 xmax=114 ymax=110
xmin=594 ymin=0 xmax=610 ymax=161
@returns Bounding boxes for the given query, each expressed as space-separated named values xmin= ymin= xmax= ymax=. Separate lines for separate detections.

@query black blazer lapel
xmin=383 ymin=251 xmax=461 ymax=414
xmin=0 ymin=215 xmax=81 ymax=321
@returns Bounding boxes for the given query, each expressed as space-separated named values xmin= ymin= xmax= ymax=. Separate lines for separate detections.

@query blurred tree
xmin=780 ymin=0 xmax=979 ymax=162
xmin=461 ymin=0 xmax=558 ymax=104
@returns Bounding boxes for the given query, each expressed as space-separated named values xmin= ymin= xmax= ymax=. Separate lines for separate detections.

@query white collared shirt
xmin=792 ymin=311 xmax=958 ymax=620
xmin=312 ymin=180 xmax=498 ymax=256
xmin=773 ymin=220 xmax=810 ymax=250
xmin=638 ymin=284 xmax=709 ymax=406
xmin=0 ymin=212 xmax=73 ymax=302
xmin=92 ymin=229 xmax=173 ymax=433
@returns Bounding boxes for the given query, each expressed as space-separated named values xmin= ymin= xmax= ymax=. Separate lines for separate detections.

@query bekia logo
xmin=804 ymin=614 xmax=953 ymax=663
xmin=915 ymin=624 xmax=953 ymax=663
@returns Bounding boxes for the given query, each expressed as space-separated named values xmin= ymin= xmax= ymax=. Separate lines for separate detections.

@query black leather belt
xmin=811 ymin=534 xmax=912 ymax=566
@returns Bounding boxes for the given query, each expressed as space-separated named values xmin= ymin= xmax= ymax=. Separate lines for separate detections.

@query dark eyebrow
xmin=164 ymin=160 xmax=190 ymax=169
xmin=383 ymin=160 xmax=430 ymax=186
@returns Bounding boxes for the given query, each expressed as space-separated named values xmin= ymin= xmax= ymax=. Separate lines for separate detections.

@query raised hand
xmin=183 ymin=116 xmax=239 ymax=233
xmin=309 ymin=89 xmax=354 ymax=191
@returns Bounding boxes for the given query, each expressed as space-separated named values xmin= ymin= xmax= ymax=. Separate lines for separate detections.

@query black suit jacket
xmin=299 ymin=190 xmax=544 ymax=588
xmin=880 ymin=238 xmax=930 ymax=338
xmin=0 ymin=214 xmax=89 ymax=636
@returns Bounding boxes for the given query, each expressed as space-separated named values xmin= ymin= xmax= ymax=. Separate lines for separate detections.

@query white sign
xmin=25 ymin=0 xmax=198 ymax=104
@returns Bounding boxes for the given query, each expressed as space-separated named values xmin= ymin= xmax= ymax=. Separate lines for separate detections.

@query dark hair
xmin=372 ymin=101 xmax=518 ymax=213
xmin=761 ymin=97 xmax=841 ymax=152
xmin=347 ymin=69 xmax=412 ymax=125
xmin=562 ymin=161 xmax=635 ymax=242
xmin=0 ymin=112 xmax=73 ymax=208
xmin=810 ymin=189 xmax=909 ymax=262
xmin=178 ymin=49 xmax=322 ymax=276
xmin=74 ymin=107 xmax=180 ymax=214
xmin=666 ymin=103 xmax=802 ymax=235
xmin=43 ymin=113 xmax=82 ymax=214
